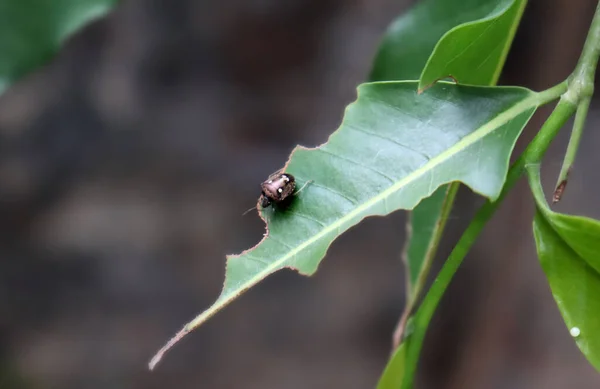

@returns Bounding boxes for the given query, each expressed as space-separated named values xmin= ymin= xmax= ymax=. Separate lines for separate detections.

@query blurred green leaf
xmin=151 ymin=81 xmax=539 ymax=368
xmin=533 ymin=211 xmax=600 ymax=372
xmin=419 ymin=0 xmax=526 ymax=89
xmin=369 ymin=0 xmax=523 ymax=83
xmin=403 ymin=185 xmax=450 ymax=287
xmin=0 ymin=0 xmax=118 ymax=95
xmin=377 ymin=342 xmax=408 ymax=389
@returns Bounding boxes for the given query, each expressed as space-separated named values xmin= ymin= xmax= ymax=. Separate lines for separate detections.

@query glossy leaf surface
xmin=530 ymin=166 xmax=600 ymax=373
xmin=541 ymin=212 xmax=600 ymax=274
xmin=419 ymin=0 xmax=526 ymax=89
xmin=533 ymin=212 xmax=600 ymax=372
xmin=0 ymin=0 xmax=118 ymax=95
xmin=150 ymin=81 xmax=540 ymax=368
xmin=369 ymin=0 xmax=523 ymax=83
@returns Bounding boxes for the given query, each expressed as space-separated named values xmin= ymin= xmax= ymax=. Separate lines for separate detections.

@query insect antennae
xmin=242 ymin=205 xmax=257 ymax=216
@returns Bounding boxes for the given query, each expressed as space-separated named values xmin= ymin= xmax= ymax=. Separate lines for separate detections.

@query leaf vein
xmin=268 ymin=235 xmax=295 ymax=250
xmin=347 ymin=125 xmax=432 ymax=161
xmin=244 ymin=254 xmax=270 ymax=266
xmin=308 ymin=182 xmax=358 ymax=206
xmin=284 ymin=211 xmax=327 ymax=227
xmin=318 ymin=148 xmax=396 ymax=183
xmin=445 ymin=18 xmax=499 ymax=66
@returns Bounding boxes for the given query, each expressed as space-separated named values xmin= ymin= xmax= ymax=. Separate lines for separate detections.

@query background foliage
xmin=0 ymin=0 xmax=599 ymax=388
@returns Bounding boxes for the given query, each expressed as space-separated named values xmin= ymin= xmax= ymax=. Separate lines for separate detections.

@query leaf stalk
xmin=554 ymin=2 xmax=600 ymax=200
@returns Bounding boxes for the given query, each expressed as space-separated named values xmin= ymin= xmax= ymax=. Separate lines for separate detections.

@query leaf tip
xmin=419 ymin=75 xmax=458 ymax=94
xmin=148 ymin=355 xmax=160 ymax=371
xmin=148 ymin=326 xmax=191 ymax=370
xmin=417 ymin=74 xmax=458 ymax=95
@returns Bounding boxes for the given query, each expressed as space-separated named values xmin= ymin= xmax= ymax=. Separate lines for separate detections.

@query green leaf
xmin=541 ymin=212 xmax=600 ymax=275
xmin=369 ymin=0 xmax=525 ymax=83
xmin=403 ymin=184 xmax=453 ymax=289
xmin=150 ymin=81 xmax=540 ymax=368
xmin=419 ymin=0 xmax=526 ymax=89
xmin=0 ymin=0 xmax=118 ymax=95
xmin=371 ymin=0 xmax=527 ymax=301
xmin=528 ymin=166 xmax=600 ymax=372
xmin=373 ymin=1 xmax=527 ymax=386
xmin=533 ymin=212 xmax=600 ymax=372
xmin=377 ymin=342 xmax=408 ymax=389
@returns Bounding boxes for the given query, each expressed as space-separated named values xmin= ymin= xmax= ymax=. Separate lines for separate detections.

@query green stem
xmin=566 ymin=3 xmax=600 ymax=103
xmin=553 ymin=2 xmax=600 ymax=202
xmin=400 ymin=89 xmax=574 ymax=389
xmin=523 ymin=98 xmax=578 ymax=163
xmin=553 ymin=96 xmax=591 ymax=202
xmin=526 ymin=164 xmax=550 ymax=213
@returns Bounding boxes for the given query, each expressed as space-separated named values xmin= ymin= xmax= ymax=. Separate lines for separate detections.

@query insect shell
xmin=259 ymin=173 xmax=296 ymax=209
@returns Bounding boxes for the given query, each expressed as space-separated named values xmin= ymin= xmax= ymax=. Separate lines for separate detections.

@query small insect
xmin=243 ymin=171 xmax=311 ymax=215
xmin=259 ymin=172 xmax=296 ymax=208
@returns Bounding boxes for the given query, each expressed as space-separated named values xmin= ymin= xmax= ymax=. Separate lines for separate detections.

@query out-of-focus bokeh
xmin=1 ymin=0 xmax=599 ymax=388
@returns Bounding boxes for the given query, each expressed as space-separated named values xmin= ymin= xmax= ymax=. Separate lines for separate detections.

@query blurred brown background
xmin=1 ymin=0 xmax=600 ymax=388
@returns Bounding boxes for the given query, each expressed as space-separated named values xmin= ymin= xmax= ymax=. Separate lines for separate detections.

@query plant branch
xmin=553 ymin=2 xmax=600 ymax=201
xmin=526 ymin=164 xmax=549 ymax=212
xmin=399 ymin=84 xmax=573 ymax=389
xmin=567 ymin=3 xmax=600 ymax=102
